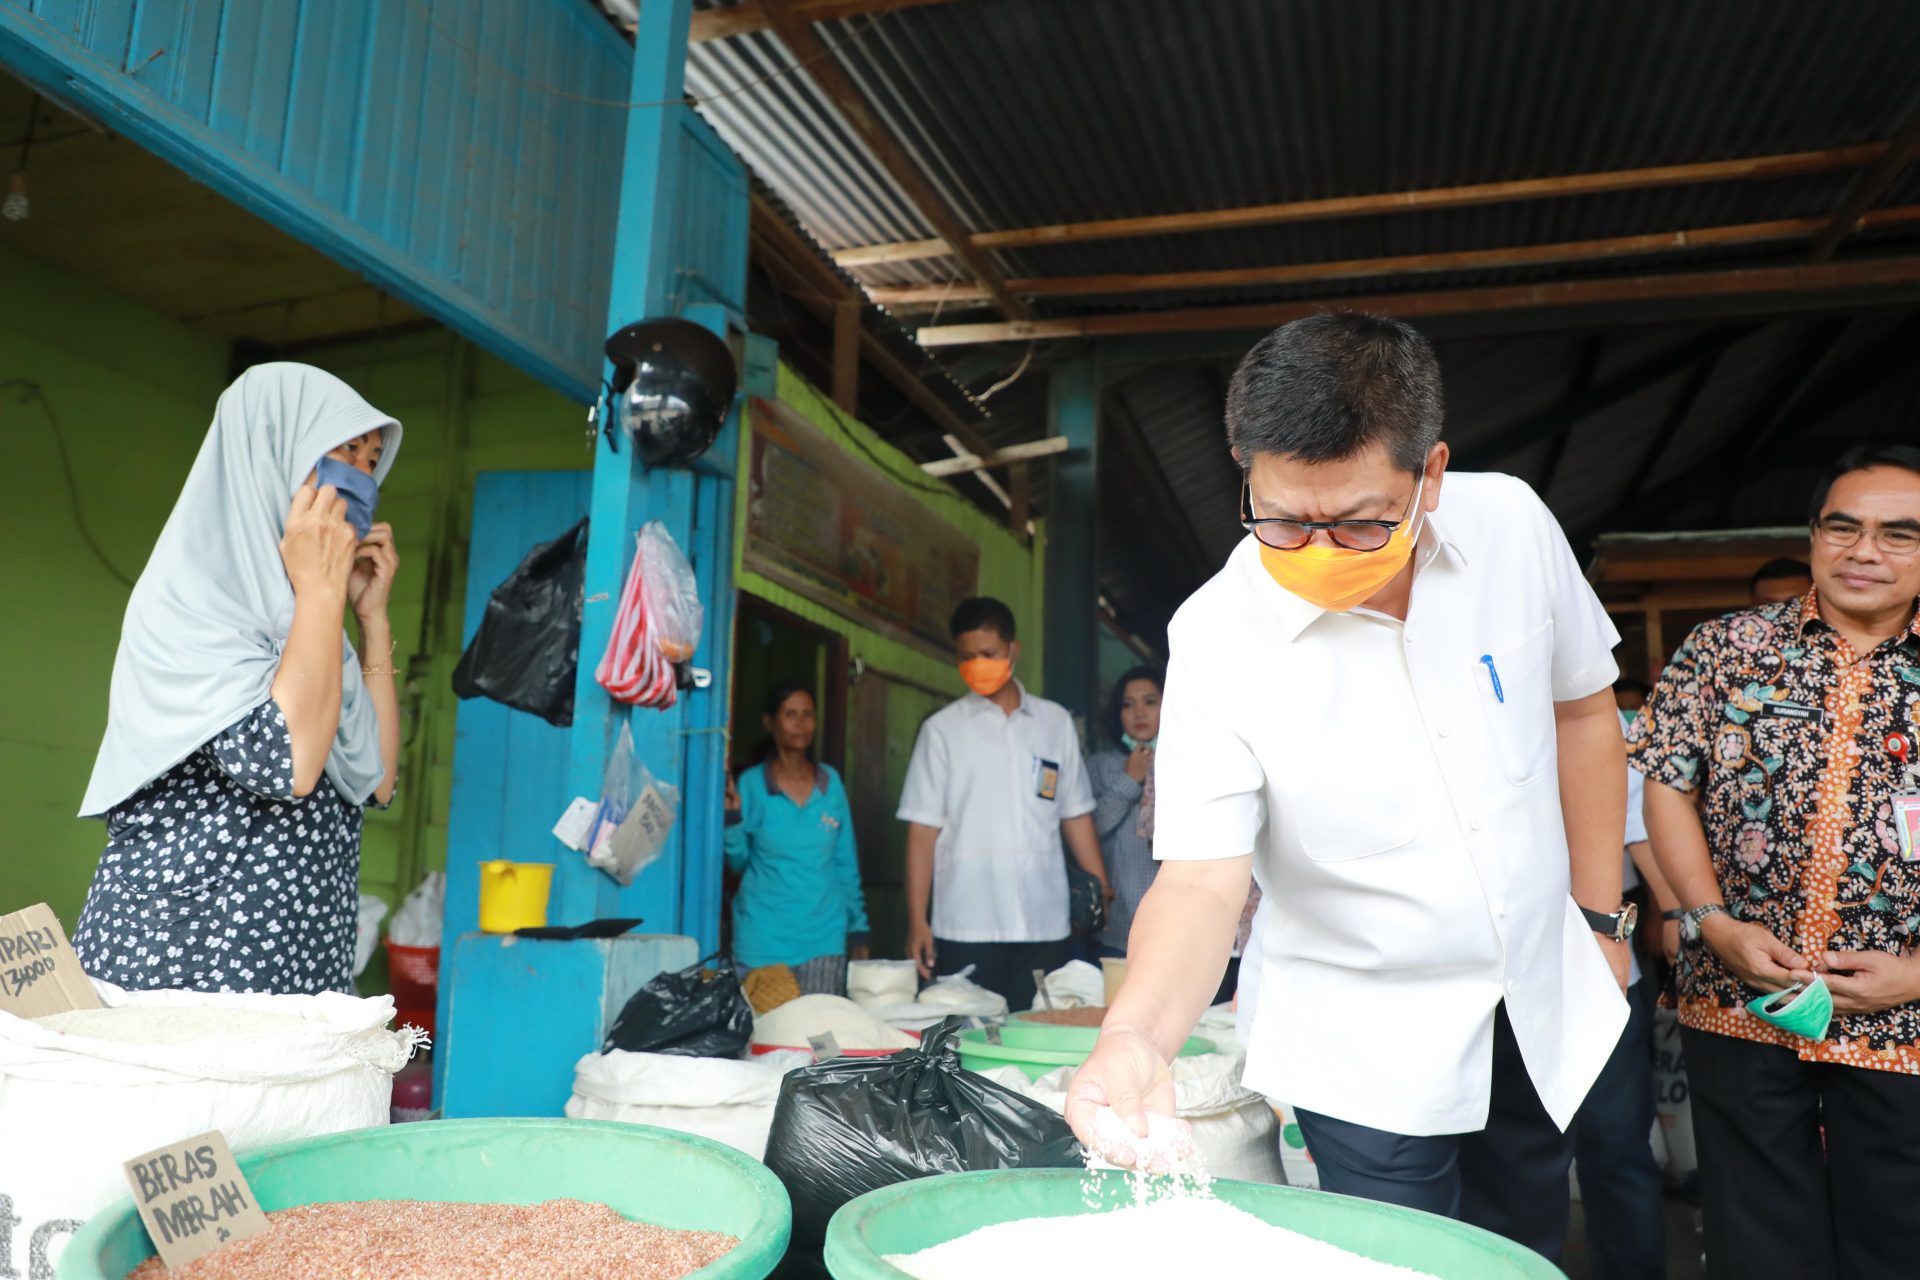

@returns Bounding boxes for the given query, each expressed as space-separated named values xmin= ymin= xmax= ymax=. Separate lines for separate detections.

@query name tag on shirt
xmin=1756 ymin=699 xmax=1824 ymax=725
xmin=1895 ymin=796 xmax=1920 ymax=863
xmin=1032 ymin=756 xmax=1060 ymax=802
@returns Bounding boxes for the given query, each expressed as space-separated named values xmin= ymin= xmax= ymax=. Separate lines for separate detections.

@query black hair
xmin=949 ymin=596 xmax=1017 ymax=643
xmin=757 ymin=680 xmax=817 ymax=764
xmin=1225 ymin=311 xmax=1443 ymax=473
xmin=1749 ymin=558 xmax=1812 ymax=590
xmin=1808 ymin=443 xmax=1920 ymax=521
xmin=1106 ymin=665 xmax=1166 ymax=747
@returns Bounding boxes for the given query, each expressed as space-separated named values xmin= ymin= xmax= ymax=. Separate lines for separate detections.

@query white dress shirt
xmin=897 ymin=681 xmax=1095 ymax=942
xmin=1157 ymin=472 xmax=1627 ymax=1136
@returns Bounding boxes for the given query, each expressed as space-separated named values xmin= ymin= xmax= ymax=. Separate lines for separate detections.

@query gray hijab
xmin=80 ymin=363 xmax=403 ymax=818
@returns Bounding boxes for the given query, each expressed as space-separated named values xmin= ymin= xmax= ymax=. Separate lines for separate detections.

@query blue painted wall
xmin=0 ymin=0 xmax=631 ymax=401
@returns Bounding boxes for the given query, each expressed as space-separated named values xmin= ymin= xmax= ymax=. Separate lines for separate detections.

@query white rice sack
xmin=566 ymin=1049 xmax=809 ymax=1158
xmin=750 ymin=995 xmax=916 ymax=1051
xmin=1032 ymin=961 xmax=1105 ymax=1011
xmin=847 ymin=960 xmax=920 ymax=1009
xmin=0 ymin=980 xmax=416 ymax=1277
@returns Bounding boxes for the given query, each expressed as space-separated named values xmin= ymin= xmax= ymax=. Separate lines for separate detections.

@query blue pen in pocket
xmin=1480 ymin=654 xmax=1505 ymax=704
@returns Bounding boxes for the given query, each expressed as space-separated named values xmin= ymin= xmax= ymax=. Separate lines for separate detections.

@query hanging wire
xmin=2 ymin=379 xmax=137 ymax=588
xmin=974 ymin=343 xmax=1035 ymax=405
xmin=406 ymin=0 xmax=879 ymax=111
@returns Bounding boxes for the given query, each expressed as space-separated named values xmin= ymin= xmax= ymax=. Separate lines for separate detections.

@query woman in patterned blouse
xmin=74 ymin=365 xmax=403 ymax=995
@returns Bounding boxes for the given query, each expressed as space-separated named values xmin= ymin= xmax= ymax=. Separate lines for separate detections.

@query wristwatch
xmin=1580 ymin=901 xmax=1639 ymax=943
xmin=1681 ymin=903 xmax=1729 ymax=944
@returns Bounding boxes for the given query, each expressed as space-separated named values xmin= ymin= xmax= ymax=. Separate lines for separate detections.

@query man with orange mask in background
xmin=1067 ymin=313 xmax=1631 ymax=1265
xmin=897 ymin=597 xmax=1111 ymax=1013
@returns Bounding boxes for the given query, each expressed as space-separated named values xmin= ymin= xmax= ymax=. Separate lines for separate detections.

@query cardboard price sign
xmin=0 ymin=903 xmax=102 ymax=1018
xmin=123 ymin=1132 xmax=269 ymax=1269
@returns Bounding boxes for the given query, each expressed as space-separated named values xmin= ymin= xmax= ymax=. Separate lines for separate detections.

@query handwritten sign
xmin=122 ymin=1132 xmax=268 ymax=1270
xmin=0 ymin=904 xmax=102 ymax=1018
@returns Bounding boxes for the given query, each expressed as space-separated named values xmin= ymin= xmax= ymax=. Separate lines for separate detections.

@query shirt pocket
xmin=1475 ymin=620 xmax=1556 ymax=786
xmin=1291 ymin=753 xmax=1421 ymax=863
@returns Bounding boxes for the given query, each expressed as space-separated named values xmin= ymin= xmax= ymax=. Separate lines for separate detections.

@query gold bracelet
xmin=362 ymin=638 xmax=398 ymax=678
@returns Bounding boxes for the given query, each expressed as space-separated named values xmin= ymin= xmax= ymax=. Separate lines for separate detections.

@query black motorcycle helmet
xmin=603 ymin=317 xmax=738 ymax=467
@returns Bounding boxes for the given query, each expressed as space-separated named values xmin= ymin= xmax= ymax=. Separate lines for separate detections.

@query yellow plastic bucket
xmin=478 ymin=860 xmax=554 ymax=933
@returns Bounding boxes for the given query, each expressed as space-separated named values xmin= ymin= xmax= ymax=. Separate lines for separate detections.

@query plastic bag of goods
xmin=860 ymin=966 xmax=1008 ymax=1031
xmin=638 ymin=521 xmax=704 ymax=663
xmin=763 ymin=1019 xmax=1081 ymax=1264
xmin=846 ymin=960 xmax=918 ymax=1009
xmin=602 ymin=954 xmax=754 ymax=1058
xmin=1032 ymin=960 xmax=1105 ymax=1011
xmin=387 ymin=871 xmax=445 ymax=948
xmin=0 ymin=981 xmax=418 ymax=1276
xmin=981 ymin=1048 xmax=1284 ymax=1185
xmin=567 ymin=1049 xmax=809 ymax=1159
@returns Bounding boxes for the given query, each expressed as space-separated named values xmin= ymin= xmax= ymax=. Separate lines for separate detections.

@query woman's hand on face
xmin=281 ymin=484 xmax=358 ymax=600
xmin=1124 ymin=743 xmax=1153 ymax=783
xmin=347 ymin=522 xmax=400 ymax=619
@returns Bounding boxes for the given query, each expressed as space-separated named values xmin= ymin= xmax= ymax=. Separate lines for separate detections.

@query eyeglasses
xmin=1240 ymin=479 xmax=1420 ymax=552
xmin=1812 ymin=515 xmax=1920 ymax=555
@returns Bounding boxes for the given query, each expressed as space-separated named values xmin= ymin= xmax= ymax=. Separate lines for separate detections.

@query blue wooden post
xmin=1043 ymin=356 xmax=1101 ymax=725
xmin=565 ymin=0 xmax=740 ymax=949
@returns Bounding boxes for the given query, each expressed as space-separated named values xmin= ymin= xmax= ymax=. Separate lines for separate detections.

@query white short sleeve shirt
xmin=897 ymin=682 xmax=1095 ymax=942
xmin=1158 ymin=472 xmax=1627 ymax=1136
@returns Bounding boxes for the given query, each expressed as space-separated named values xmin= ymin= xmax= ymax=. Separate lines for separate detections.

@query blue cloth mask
xmin=314 ymin=455 xmax=380 ymax=539
xmin=1122 ymin=733 xmax=1157 ymax=751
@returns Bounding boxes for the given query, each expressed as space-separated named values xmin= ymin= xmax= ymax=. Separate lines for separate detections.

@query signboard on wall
xmin=746 ymin=398 xmax=980 ymax=656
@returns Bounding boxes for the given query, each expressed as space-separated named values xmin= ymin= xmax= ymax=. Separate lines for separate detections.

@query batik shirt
xmin=1630 ymin=592 xmax=1920 ymax=1074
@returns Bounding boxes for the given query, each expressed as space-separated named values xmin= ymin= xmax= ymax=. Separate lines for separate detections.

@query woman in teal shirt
xmin=723 ymin=683 xmax=871 ymax=994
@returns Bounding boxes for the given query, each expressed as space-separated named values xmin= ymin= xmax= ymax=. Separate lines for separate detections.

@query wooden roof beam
xmin=914 ymin=255 xmax=1920 ymax=347
xmin=865 ymin=206 xmax=1920 ymax=307
xmin=1810 ymin=102 xmax=1920 ymax=260
xmin=834 ymin=144 xmax=1889 ymax=268
xmin=755 ymin=1 xmax=1030 ymax=321
xmin=690 ymin=0 xmax=962 ymax=43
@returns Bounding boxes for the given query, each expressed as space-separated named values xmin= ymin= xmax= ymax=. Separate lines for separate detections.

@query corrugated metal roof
xmin=680 ymin=0 xmax=1920 ymax=652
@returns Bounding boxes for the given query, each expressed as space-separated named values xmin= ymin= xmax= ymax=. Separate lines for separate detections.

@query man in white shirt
xmin=897 ymin=597 xmax=1111 ymax=1013
xmin=1067 ymin=312 xmax=1632 ymax=1264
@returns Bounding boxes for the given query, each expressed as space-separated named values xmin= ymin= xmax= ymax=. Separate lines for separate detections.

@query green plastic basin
xmin=825 ymin=1169 xmax=1559 ymax=1279
xmin=955 ymin=1023 xmax=1210 ymax=1081
xmin=59 ymin=1118 xmax=791 ymax=1280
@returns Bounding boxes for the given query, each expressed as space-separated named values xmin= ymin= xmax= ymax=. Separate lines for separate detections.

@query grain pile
xmin=1018 ymin=1007 xmax=1106 ymax=1028
xmin=885 ymin=1198 xmax=1438 ymax=1280
xmin=125 ymin=1199 xmax=737 ymax=1280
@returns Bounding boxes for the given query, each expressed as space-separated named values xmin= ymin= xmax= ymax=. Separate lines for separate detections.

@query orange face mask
xmin=959 ymin=656 xmax=1014 ymax=697
xmin=1256 ymin=473 xmax=1426 ymax=613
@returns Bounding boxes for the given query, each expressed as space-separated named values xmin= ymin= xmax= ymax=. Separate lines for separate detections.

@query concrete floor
xmin=1561 ymin=1196 xmax=1706 ymax=1279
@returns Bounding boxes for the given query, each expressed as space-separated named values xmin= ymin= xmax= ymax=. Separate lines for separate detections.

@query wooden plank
xmin=834 ymin=144 xmax=1889 ymax=267
xmin=915 ymin=255 xmax=1920 ymax=346
xmin=689 ymin=0 xmax=961 ymax=43
xmin=866 ymin=207 xmax=1920 ymax=305
xmin=747 ymin=194 xmax=1003 ymax=463
xmin=756 ymin=1 xmax=1029 ymax=320
xmin=920 ymin=436 xmax=1070 ymax=476
xmin=832 ymin=296 xmax=861 ymax=412
xmin=1811 ymin=101 xmax=1920 ymax=260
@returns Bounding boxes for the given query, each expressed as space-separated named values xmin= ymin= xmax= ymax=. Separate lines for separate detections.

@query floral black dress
xmin=73 ymin=701 xmax=367 ymax=995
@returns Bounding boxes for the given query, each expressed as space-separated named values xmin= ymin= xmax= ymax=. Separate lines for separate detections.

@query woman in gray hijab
xmin=73 ymin=363 xmax=404 ymax=995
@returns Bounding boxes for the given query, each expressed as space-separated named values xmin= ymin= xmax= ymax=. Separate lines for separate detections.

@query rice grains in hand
xmin=125 ymin=1199 xmax=739 ymax=1280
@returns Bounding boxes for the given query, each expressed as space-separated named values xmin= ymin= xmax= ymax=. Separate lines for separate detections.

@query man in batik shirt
xmin=1632 ymin=443 xmax=1920 ymax=1280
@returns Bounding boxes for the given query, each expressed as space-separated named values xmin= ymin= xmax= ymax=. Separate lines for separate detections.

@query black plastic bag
xmin=452 ymin=518 xmax=588 ymax=727
xmin=1067 ymin=860 xmax=1107 ymax=934
xmin=763 ymin=1018 xmax=1083 ymax=1257
xmin=602 ymin=954 xmax=753 ymax=1058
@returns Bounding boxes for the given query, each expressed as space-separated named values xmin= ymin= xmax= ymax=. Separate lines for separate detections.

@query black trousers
xmin=1572 ymin=977 xmax=1668 ymax=1280
xmin=934 ymin=937 xmax=1073 ymax=1013
xmin=1682 ymin=1026 xmax=1920 ymax=1280
xmin=1295 ymin=1004 xmax=1575 ymax=1265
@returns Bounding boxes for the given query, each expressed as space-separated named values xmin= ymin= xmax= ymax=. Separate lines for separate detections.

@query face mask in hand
xmin=314 ymin=455 xmax=380 ymax=540
xmin=1122 ymin=734 xmax=1156 ymax=751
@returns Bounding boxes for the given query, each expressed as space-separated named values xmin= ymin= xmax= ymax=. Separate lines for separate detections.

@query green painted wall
xmin=0 ymin=244 xmax=587 ymax=931
xmin=737 ymin=366 xmax=1048 ymax=696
